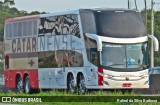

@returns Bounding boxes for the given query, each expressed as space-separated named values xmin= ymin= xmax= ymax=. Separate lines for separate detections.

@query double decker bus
xmin=4 ymin=8 xmax=159 ymax=94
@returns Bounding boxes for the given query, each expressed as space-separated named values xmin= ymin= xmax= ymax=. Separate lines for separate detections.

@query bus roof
xmin=79 ymin=8 xmax=138 ymax=13
xmin=5 ymin=10 xmax=79 ymax=22
xmin=5 ymin=8 xmax=138 ymax=23
xmin=40 ymin=10 xmax=79 ymax=18
xmin=5 ymin=15 xmax=39 ymax=23
xmin=40 ymin=8 xmax=137 ymax=18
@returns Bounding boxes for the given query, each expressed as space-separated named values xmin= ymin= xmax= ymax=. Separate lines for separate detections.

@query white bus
xmin=4 ymin=8 xmax=159 ymax=94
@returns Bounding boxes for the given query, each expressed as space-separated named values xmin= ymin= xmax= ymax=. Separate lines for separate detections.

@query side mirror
xmin=148 ymin=35 xmax=159 ymax=51
xmin=85 ymin=33 xmax=102 ymax=51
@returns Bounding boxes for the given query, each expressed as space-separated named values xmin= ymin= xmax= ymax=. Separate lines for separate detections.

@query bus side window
xmin=5 ymin=55 xmax=9 ymax=69
xmin=84 ymin=35 xmax=99 ymax=66
xmin=90 ymin=48 xmax=98 ymax=66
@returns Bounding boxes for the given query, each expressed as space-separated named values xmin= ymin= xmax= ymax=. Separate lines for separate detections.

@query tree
xmin=144 ymin=0 xmax=147 ymax=28
xmin=29 ymin=11 xmax=41 ymax=15
xmin=29 ymin=11 xmax=47 ymax=15
xmin=8 ymin=7 xmax=19 ymax=15
xmin=0 ymin=1 xmax=3 ymax=4
xmin=3 ymin=0 xmax=15 ymax=6
xmin=141 ymin=9 xmax=160 ymax=66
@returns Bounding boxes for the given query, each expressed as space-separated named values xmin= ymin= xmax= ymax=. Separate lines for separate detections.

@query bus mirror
xmin=148 ymin=35 xmax=159 ymax=51
xmin=85 ymin=33 xmax=102 ymax=51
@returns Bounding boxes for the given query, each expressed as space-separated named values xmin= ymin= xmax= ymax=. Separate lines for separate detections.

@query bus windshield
xmin=101 ymin=42 xmax=149 ymax=71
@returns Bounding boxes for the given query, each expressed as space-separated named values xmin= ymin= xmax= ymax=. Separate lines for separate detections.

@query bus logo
xmin=125 ymin=77 xmax=129 ymax=81
xmin=2 ymin=97 xmax=11 ymax=102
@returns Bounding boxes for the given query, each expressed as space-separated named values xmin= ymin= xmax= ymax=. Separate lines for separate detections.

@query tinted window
xmin=151 ymin=68 xmax=160 ymax=74
xmin=84 ymin=35 xmax=99 ymax=66
xmin=80 ymin=11 xmax=97 ymax=34
xmin=95 ymin=11 xmax=147 ymax=38
xmin=38 ymin=50 xmax=83 ymax=68
xmin=38 ymin=15 xmax=80 ymax=37
xmin=5 ymin=19 xmax=38 ymax=39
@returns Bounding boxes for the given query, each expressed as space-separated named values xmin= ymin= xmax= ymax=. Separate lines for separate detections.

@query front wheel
xmin=24 ymin=76 xmax=31 ymax=94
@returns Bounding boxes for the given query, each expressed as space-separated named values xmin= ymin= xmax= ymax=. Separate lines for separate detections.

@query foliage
xmin=3 ymin=0 xmax=15 ymax=6
xmin=141 ymin=9 xmax=160 ymax=66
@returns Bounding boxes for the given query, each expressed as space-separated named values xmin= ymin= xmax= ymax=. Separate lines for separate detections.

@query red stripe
xmin=5 ymin=16 xmax=39 ymax=22
xmin=4 ymin=69 xmax=39 ymax=89
xmin=98 ymin=68 xmax=103 ymax=86
xmin=98 ymin=67 xmax=103 ymax=73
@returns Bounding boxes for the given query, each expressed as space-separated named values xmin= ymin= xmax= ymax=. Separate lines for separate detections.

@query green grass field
xmin=0 ymin=90 xmax=159 ymax=105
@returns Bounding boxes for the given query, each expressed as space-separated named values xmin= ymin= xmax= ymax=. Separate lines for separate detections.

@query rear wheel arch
xmin=23 ymin=73 xmax=29 ymax=83
xmin=24 ymin=75 xmax=31 ymax=94
xmin=15 ymin=73 xmax=23 ymax=92
xmin=77 ymin=72 xmax=86 ymax=94
xmin=77 ymin=72 xmax=83 ymax=88
xmin=67 ymin=72 xmax=76 ymax=93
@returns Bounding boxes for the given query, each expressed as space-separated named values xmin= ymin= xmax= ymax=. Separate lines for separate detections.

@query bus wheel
xmin=67 ymin=74 xmax=76 ymax=94
xmin=79 ymin=74 xmax=86 ymax=94
xmin=16 ymin=77 xmax=23 ymax=92
xmin=24 ymin=76 xmax=31 ymax=94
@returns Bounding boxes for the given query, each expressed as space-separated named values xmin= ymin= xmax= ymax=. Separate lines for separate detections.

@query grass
xmin=0 ymin=89 xmax=159 ymax=105
xmin=0 ymin=89 xmax=140 ymax=96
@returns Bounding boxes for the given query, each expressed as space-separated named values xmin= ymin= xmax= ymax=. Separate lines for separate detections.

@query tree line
xmin=141 ymin=10 xmax=160 ymax=66
xmin=0 ymin=1 xmax=46 ymax=40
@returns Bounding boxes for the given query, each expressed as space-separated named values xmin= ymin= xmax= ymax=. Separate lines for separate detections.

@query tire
xmin=67 ymin=74 xmax=76 ymax=94
xmin=24 ymin=76 xmax=31 ymax=94
xmin=79 ymin=74 xmax=86 ymax=94
xmin=16 ymin=77 xmax=23 ymax=92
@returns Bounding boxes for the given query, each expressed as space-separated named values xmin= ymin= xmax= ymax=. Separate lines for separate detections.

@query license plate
xmin=122 ymin=83 xmax=131 ymax=87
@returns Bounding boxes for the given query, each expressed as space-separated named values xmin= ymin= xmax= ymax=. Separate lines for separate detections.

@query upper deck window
xmin=80 ymin=11 xmax=97 ymax=34
xmin=80 ymin=9 xmax=147 ymax=38
xmin=95 ymin=10 xmax=147 ymax=38
xmin=18 ymin=22 xmax=22 ymax=37
xmin=5 ymin=19 xmax=38 ymax=39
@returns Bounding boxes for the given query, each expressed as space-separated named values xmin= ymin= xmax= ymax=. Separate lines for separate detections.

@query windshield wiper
xmin=107 ymin=64 xmax=125 ymax=67
xmin=139 ymin=65 xmax=149 ymax=69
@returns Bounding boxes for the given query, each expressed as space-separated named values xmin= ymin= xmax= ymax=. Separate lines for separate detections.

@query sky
xmin=2 ymin=0 xmax=160 ymax=13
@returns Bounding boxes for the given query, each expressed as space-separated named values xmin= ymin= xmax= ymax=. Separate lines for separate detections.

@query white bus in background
xmin=4 ymin=8 xmax=159 ymax=94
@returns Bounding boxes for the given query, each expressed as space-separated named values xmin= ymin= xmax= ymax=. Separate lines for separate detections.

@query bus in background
xmin=4 ymin=8 xmax=159 ymax=94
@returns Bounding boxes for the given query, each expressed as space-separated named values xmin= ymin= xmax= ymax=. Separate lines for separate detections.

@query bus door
xmin=4 ymin=54 xmax=10 ymax=87
xmin=50 ymin=50 xmax=66 ymax=88
xmin=86 ymin=48 xmax=99 ymax=86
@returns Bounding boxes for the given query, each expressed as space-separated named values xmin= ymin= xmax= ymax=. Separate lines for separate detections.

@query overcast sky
xmin=2 ymin=0 xmax=160 ymax=13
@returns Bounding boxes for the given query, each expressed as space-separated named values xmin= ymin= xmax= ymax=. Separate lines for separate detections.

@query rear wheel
xmin=24 ymin=76 xmax=31 ymax=94
xmin=16 ymin=77 xmax=23 ymax=92
xmin=79 ymin=74 xmax=86 ymax=94
xmin=67 ymin=74 xmax=76 ymax=94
